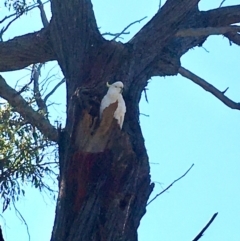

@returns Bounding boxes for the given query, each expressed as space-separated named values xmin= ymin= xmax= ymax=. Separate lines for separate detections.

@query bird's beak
xmin=106 ymin=82 xmax=111 ymax=88
xmin=120 ymin=87 xmax=123 ymax=94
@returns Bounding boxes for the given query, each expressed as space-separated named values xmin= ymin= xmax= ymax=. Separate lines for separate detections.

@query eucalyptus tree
xmin=1 ymin=1 xmax=240 ymax=241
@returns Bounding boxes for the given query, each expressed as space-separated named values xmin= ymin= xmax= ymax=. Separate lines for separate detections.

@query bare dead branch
xmin=147 ymin=163 xmax=194 ymax=206
xmin=192 ymin=213 xmax=218 ymax=241
xmin=44 ymin=78 xmax=66 ymax=102
xmin=37 ymin=0 xmax=49 ymax=28
xmin=179 ymin=67 xmax=240 ymax=110
xmin=176 ymin=25 xmax=240 ymax=37
xmin=111 ymin=16 xmax=147 ymax=41
xmin=32 ymin=64 xmax=48 ymax=114
xmin=0 ymin=75 xmax=58 ymax=142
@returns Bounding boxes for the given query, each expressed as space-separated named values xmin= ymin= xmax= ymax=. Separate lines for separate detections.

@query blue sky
xmin=1 ymin=0 xmax=240 ymax=241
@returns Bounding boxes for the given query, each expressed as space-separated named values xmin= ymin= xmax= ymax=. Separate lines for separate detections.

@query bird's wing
xmin=113 ymin=95 xmax=126 ymax=128
xmin=100 ymin=95 xmax=114 ymax=118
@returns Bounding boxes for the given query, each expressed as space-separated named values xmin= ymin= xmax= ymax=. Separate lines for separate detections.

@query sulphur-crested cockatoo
xmin=100 ymin=81 xmax=126 ymax=129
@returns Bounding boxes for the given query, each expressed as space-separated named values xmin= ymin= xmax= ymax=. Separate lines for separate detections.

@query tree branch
xmin=0 ymin=26 xmax=55 ymax=72
xmin=147 ymin=164 xmax=194 ymax=206
xmin=140 ymin=4 xmax=240 ymax=80
xmin=129 ymin=0 xmax=200 ymax=72
xmin=176 ymin=25 xmax=240 ymax=37
xmin=37 ymin=0 xmax=49 ymax=28
xmin=179 ymin=66 xmax=240 ymax=110
xmin=0 ymin=226 xmax=4 ymax=241
xmin=0 ymin=75 xmax=58 ymax=142
xmin=192 ymin=213 xmax=218 ymax=241
xmin=204 ymin=5 xmax=240 ymax=26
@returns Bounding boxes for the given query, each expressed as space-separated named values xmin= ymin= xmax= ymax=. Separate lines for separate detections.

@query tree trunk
xmin=50 ymin=41 xmax=154 ymax=241
xmin=48 ymin=2 xmax=154 ymax=236
xmin=49 ymin=28 xmax=155 ymax=239
xmin=48 ymin=1 xmax=202 ymax=240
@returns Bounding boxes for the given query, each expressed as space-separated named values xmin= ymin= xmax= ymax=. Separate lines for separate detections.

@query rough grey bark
xmin=0 ymin=1 xmax=240 ymax=241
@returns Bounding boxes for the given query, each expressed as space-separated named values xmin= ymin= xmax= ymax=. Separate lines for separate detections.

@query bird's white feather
xmin=100 ymin=81 xmax=126 ymax=129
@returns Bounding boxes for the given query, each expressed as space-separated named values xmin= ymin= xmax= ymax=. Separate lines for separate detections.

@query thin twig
xmin=147 ymin=163 xmax=194 ymax=206
xmin=44 ymin=78 xmax=66 ymax=102
xmin=143 ymin=88 xmax=149 ymax=103
xmin=102 ymin=32 xmax=129 ymax=39
xmin=200 ymin=46 xmax=210 ymax=53
xmin=17 ymin=77 xmax=34 ymax=95
xmin=192 ymin=213 xmax=218 ymax=241
xmin=111 ymin=16 xmax=147 ymax=41
xmin=0 ymin=13 xmax=23 ymax=40
xmin=159 ymin=0 xmax=162 ymax=9
xmin=179 ymin=66 xmax=240 ymax=110
xmin=140 ymin=113 xmax=149 ymax=117
xmin=12 ymin=201 xmax=30 ymax=241
xmin=0 ymin=0 xmax=50 ymax=24
xmin=219 ymin=0 xmax=226 ymax=8
xmin=222 ymin=87 xmax=229 ymax=94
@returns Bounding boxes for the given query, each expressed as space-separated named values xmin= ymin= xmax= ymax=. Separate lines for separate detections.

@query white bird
xmin=100 ymin=81 xmax=126 ymax=129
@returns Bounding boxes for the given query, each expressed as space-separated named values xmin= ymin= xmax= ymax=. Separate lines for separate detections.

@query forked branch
xmin=0 ymin=75 xmax=58 ymax=142
xmin=179 ymin=67 xmax=240 ymax=110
